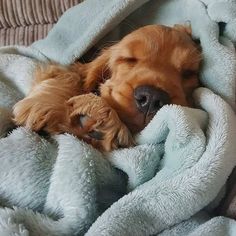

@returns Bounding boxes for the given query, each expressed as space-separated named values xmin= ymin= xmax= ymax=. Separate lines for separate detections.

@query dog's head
xmin=83 ymin=25 xmax=201 ymax=133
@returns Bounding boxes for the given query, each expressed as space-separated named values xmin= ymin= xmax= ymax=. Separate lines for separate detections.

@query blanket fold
xmin=85 ymin=88 xmax=236 ymax=236
xmin=1 ymin=0 xmax=236 ymax=235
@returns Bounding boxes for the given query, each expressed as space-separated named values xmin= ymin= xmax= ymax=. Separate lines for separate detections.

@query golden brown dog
xmin=13 ymin=24 xmax=201 ymax=152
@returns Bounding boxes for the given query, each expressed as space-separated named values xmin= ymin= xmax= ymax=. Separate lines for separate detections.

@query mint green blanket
xmin=0 ymin=0 xmax=236 ymax=235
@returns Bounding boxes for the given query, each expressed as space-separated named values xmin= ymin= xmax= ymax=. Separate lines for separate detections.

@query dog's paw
xmin=13 ymin=98 xmax=59 ymax=132
xmin=13 ymin=98 xmax=42 ymax=130
xmin=67 ymin=93 xmax=134 ymax=151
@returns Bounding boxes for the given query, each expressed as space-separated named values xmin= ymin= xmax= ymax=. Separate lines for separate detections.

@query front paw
xmin=13 ymin=98 xmax=50 ymax=131
xmin=67 ymin=94 xmax=134 ymax=151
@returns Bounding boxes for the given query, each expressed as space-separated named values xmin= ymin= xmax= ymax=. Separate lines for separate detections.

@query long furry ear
xmin=83 ymin=49 xmax=111 ymax=92
xmin=173 ymin=24 xmax=192 ymax=36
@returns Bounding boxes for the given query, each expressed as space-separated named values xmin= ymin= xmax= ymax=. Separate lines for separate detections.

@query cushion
xmin=0 ymin=0 xmax=82 ymax=46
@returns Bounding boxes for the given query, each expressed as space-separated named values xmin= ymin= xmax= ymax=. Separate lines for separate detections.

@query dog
xmin=13 ymin=24 xmax=201 ymax=152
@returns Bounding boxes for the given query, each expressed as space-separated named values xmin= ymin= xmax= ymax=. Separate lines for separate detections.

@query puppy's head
xmin=84 ymin=25 xmax=201 ymax=133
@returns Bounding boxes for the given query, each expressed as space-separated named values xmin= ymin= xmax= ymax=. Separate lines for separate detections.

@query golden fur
xmin=13 ymin=24 xmax=201 ymax=151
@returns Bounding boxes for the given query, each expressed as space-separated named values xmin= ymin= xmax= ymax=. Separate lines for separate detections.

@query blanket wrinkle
xmin=86 ymin=88 xmax=236 ymax=236
xmin=1 ymin=0 xmax=236 ymax=235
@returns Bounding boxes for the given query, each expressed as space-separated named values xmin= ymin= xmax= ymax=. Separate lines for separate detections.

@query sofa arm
xmin=0 ymin=0 xmax=82 ymax=46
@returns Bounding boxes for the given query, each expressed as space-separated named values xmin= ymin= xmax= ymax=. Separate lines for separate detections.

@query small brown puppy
xmin=13 ymin=25 xmax=201 ymax=151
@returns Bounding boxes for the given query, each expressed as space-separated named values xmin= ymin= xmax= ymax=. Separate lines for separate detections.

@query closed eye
xmin=116 ymin=57 xmax=138 ymax=65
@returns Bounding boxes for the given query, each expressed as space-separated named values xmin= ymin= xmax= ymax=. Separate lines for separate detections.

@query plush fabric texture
xmin=0 ymin=0 xmax=236 ymax=235
xmin=216 ymin=167 xmax=236 ymax=219
xmin=0 ymin=0 xmax=82 ymax=46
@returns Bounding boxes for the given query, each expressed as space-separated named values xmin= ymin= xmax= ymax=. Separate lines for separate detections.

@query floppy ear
xmin=83 ymin=49 xmax=111 ymax=92
xmin=173 ymin=24 xmax=192 ymax=36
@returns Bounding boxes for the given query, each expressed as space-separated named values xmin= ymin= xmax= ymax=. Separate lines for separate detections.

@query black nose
xmin=134 ymin=85 xmax=170 ymax=114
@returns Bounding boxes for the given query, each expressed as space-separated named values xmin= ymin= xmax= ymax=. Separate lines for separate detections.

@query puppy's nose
xmin=134 ymin=85 xmax=170 ymax=114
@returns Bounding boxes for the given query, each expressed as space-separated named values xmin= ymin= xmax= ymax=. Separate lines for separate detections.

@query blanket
xmin=0 ymin=0 xmax=236 ymax=235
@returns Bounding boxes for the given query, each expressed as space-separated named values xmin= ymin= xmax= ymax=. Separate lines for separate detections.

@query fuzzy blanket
xmin=0 ymin=0 xmax=236 ymax=235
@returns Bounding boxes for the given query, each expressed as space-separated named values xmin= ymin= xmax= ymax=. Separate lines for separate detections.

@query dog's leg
xmin=13 ymin=64 xmax=83 ymax=133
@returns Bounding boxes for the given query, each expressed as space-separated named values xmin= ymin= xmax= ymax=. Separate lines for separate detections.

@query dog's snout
xmin=134 ymin=85 xmax=170 ymax=114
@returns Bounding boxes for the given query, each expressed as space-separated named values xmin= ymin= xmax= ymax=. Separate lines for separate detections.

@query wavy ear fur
xmin=83 ymin=49 xmax=111 ymax=92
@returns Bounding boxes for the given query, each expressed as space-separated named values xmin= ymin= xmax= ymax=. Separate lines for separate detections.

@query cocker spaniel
xmin=13 ymin=24 xmax=201 ymax=151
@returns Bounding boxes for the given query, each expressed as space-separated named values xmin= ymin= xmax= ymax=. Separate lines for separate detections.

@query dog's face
xmin=84 ymin=25 xmax=201 ymax=133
